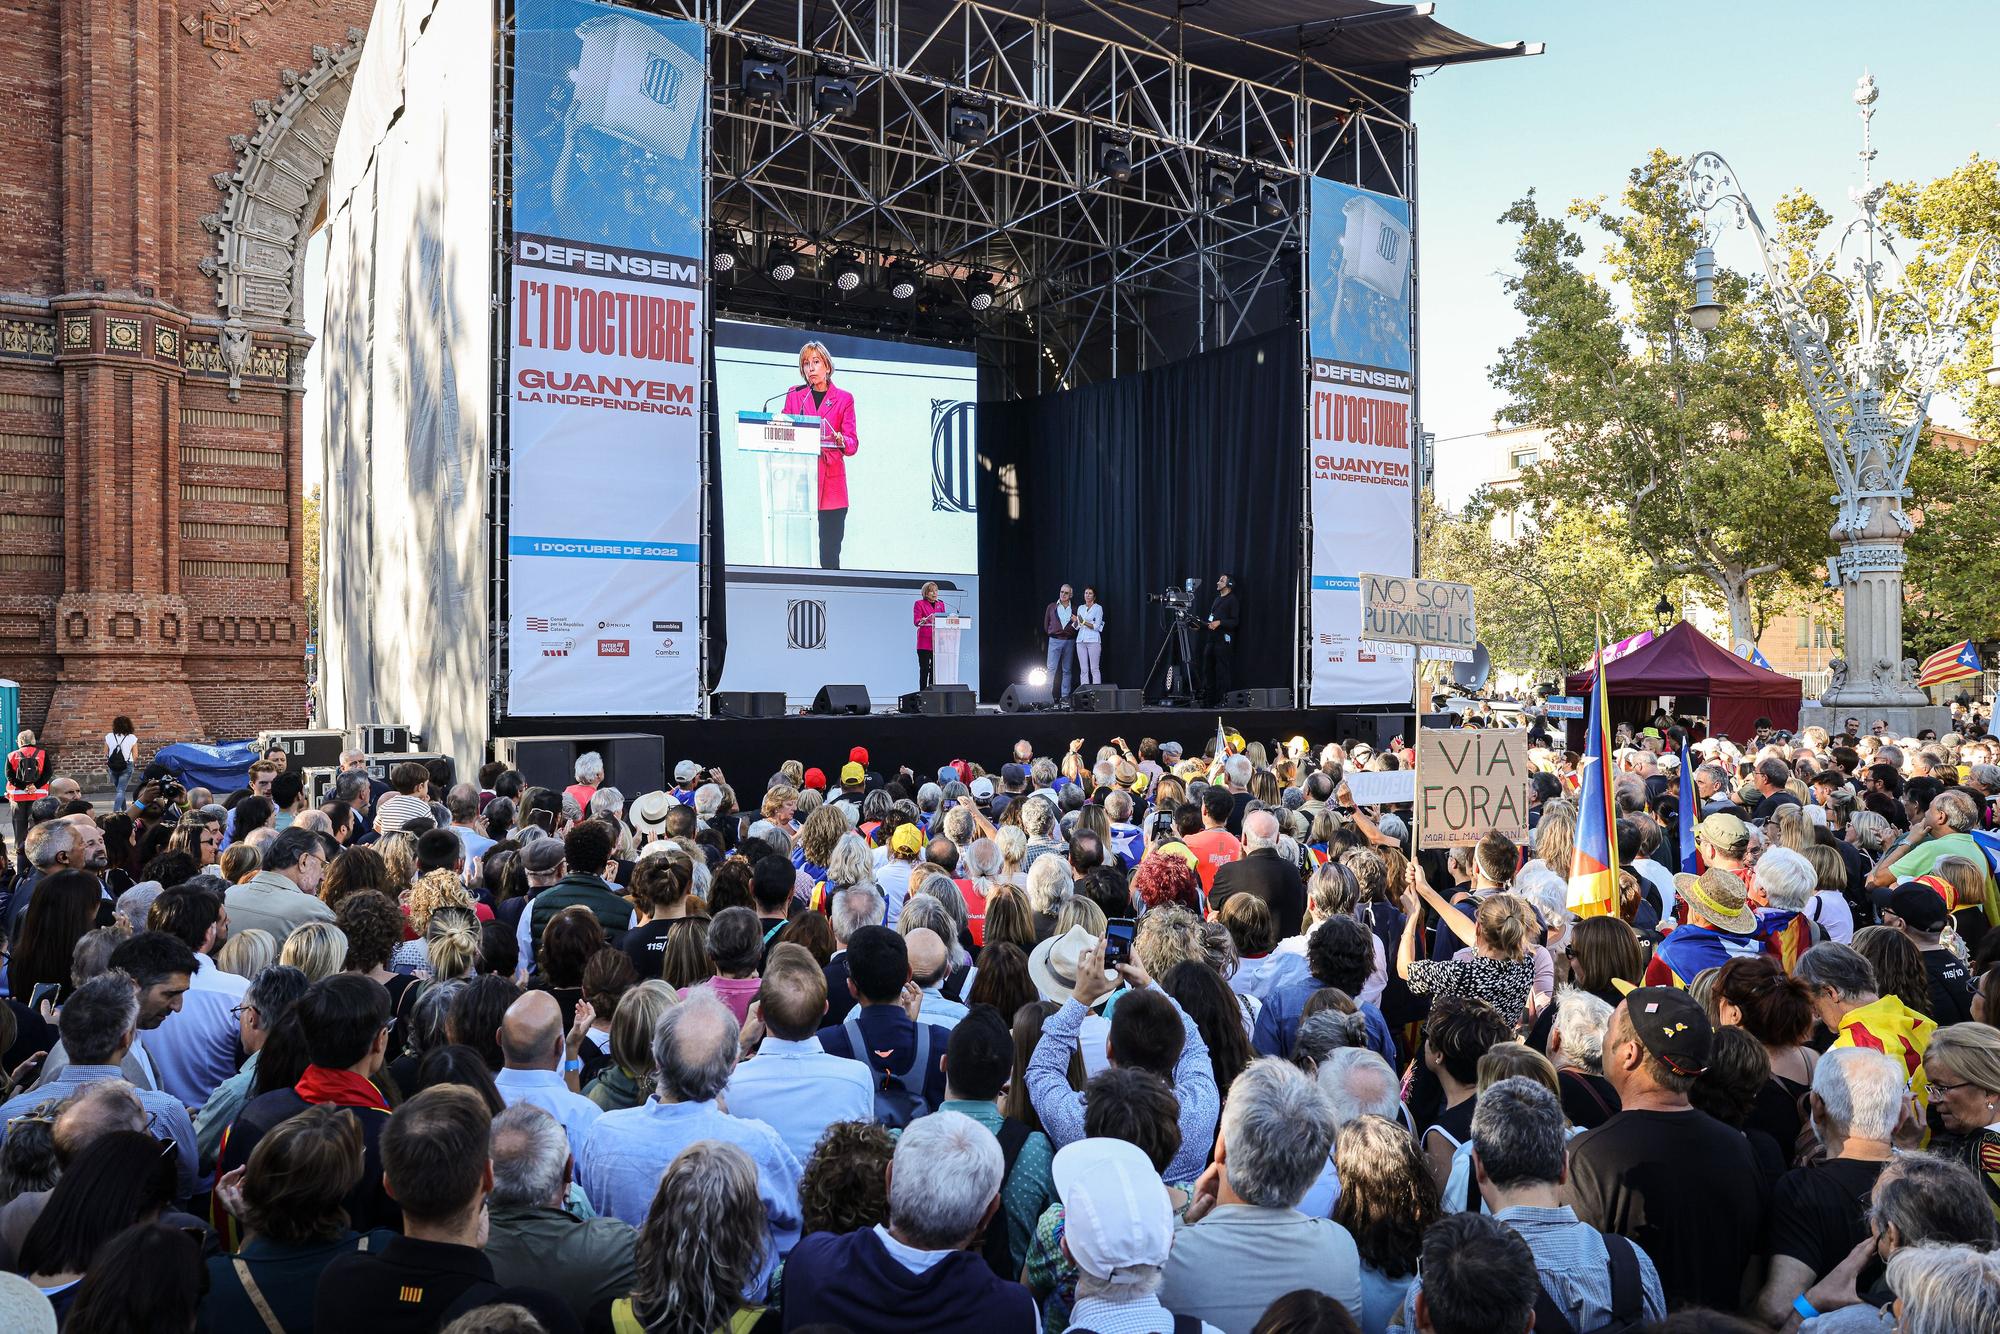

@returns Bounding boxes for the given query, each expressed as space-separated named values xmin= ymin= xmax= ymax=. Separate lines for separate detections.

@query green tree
xmin=1422 ymin=488 xmax=1661 ymax=681
xmin=302 ymin=484 xmax=321 ymax=641
xmin=1489 ymin=151 xmax=1831 ymax=649
xmin=1903 ymin=437 xmax=2000 ymax=657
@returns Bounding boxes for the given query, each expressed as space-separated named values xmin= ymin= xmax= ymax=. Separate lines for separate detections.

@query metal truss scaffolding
xmin=651 ymin=0 xmax=1468 ymax=393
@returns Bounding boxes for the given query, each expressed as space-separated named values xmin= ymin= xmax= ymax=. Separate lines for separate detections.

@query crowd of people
xmin=0 ymin=718 xmax=1998 ymax=1332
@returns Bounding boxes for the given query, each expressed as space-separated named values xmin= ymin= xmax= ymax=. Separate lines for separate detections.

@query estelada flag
xmin=1567 ymin=637 xmax=1620 ymax=919
xmin=1917 ymin=640 xmax=1982 ymax=690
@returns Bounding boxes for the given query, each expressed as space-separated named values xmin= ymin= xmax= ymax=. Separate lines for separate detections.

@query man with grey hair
xmin=1755 ymin=1046 xmax=1907 ymax=1326
xmin=1752 ymin=755 xmax=1801 ymax=822
xmin=1408 ymin=1077 xmax=1666 ymax=1331
xmin=0 ymin=1078 xmax=149 ymax=1257
xmin=1695 ymin=761 xmax=1746 ymax=818
xmin=1794 ymin=942 xmax=1932 ymax=1106
xmin=1019 ymin=795 xmax=1064 ymax=872
xmin=443 ymin=782 xmax=495 ymax=873
xmin=0 ymin=970 xmax=199 ymax=1198
xmin=1161 ymin=1058 xmax=1362 ymax=1330
xmin=484 ymin=1102 xmax=637 ymax=1324
xmin=194 ymin=962 xmax=309 ymax=1168
xmin=1754 ymin=843 xmax=1852 ymax=946
xmin=822 ymin=882 xmax=885 ymax=1026
xmin=577 ymin=990 xmax=801 ymax=1294
xmin=780 ymin=1108 xmax=1037 ymax=1330
xmin=1210 ymin=808 xmax=1305 ymax=937
xmin=1546 ymin=987 xmax=1621 ymax=1130
xmin=226 ymin=825 xmax=336 ymax=940
xmin=589 ymin=785 xmax=626 ymax=824
xmin=1315 ymin=1045 xmax=1401 ymax=1128
xmin=1869 ymin=784 xmax=1992 ymax=895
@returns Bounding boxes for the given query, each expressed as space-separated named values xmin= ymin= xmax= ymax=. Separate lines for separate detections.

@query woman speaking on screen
xmin=784 ymin=340 xmax=860 ymax=569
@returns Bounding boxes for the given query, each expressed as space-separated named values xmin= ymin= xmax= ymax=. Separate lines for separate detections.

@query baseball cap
xmin=889 ymin=823 xmax=925 ymax=855
xmin=970 ymin=775 xmax=995 ymax=801
xmin=849 ymin=746 xmax=869 ymax=766
xmin=1159 ymin=741 xmax=1183 ymax=758
xmin=1695 ymin=811 xmax=1749 ymax=850
xmin=1620 ymin=986 xmax=1713 ymax=1078
xmin=522 ymin=838 xmax=567 ymax=874
xmin=1671 ymin=867 xmax=1758 ymax=934
xmin=629 ymin=790 xmax=675 ymax=837
xmin=673 ymin=759 xmax=700 ymax=784
xmin=1889 ymin=879 xmax=1952 ymax=931
xmin=841 ymin=761 xmax=865 ymax=786
xmin=938 ymin=764 xmax=959 ymax=784
xmin=1052 ymin=1138 xmax=1174 ymax=1279
xmin=802 ymin=767 xmax=826 ymax=790
xmin=1001 ymin=762 xmax=1029 ymax=788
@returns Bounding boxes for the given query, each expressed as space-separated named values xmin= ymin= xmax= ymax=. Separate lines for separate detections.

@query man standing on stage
xmin=1203 ymin=574 xmax=1240 ymax=705
xmin=1043 ymin=584 xmax=1079 ymax=703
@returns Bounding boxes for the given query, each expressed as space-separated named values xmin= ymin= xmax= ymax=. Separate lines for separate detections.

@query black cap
xmin=1622 ymin=986 xmax=1712 ymax=1078
xmin=1887 ymin=881 xmax=1951 ymax=933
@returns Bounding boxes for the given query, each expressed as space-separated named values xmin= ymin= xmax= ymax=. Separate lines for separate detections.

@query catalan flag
xmin=1568 ymin=633 xmax=1620 ymax=918
xmin=1917 ymin=640 xmax=1982 ymax=690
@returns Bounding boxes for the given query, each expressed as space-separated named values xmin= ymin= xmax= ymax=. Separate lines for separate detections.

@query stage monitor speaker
xmin=710 ymin=692 xmax=786 ymax=719
xmin=1072 ymin=685 xmax=1143 ymax=712
xmin=809 ymin=684 xmax=871 ymax=716
xmin=492 ymin=734 xmax=667 ymax=796
xmin=998 ymin=681 xmax=1054 ymax=713
xmin=259 ymin=730 xmax=349 ymax=770
xmin=1221 ymin=687 xmax=1293 ymax=710
xmin=898 ymin=688 xmax=977 ymax=716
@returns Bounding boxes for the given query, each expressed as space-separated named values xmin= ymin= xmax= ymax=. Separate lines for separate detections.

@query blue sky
xmin=1415 ymin=2 xmax=2000 ymax=465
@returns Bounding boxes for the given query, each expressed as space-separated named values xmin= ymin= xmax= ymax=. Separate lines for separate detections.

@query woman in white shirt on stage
xmin=1075 ymin=586 xmax=1106 ymax=686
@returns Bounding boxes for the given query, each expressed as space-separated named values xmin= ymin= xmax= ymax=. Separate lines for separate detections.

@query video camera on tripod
xmin=1148 ymin=577 xmax=1203 ymax=624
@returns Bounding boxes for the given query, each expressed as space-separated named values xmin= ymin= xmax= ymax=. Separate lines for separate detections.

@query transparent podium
xmin=735 ymin=411 xmax=822 ymax=566
xmin=932 ymin=615 xmax=972 ymax=685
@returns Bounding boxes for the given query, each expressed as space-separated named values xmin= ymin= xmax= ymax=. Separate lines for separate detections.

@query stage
xmin=495 ymin=704 xmax=1415 ymax=793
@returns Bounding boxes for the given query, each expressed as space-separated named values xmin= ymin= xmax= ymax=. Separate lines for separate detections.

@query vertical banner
xmin=506 ymin=0 xmax=706 ymax=715
xmin=1307 ymin=178 xmax=1416 ymax=706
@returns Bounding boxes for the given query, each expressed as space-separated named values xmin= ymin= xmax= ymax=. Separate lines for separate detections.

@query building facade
xmin=0 ymin=0 xmax=369 ymax=775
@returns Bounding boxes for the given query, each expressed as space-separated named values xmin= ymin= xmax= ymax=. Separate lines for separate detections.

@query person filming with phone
xmin=1023 ymin=929 xmax=1220 ymax=1183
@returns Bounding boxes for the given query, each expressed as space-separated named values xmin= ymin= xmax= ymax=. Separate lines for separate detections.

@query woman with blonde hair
xmin=1524 ymin=801 xmax=1576 ymax=881
xmin=994 ymin=825 xmax=1029 ymax=887
xmin=391 ymin=869 xmax=478 ymax=973
xmin=585 ymin=980 xmax=677 ymax=1112
xmin=1398 ymin=864 xmax=1539 ymax=1029
xmin=609 ymin=1139 xmax=773 ymax=1331
xmin=1768 ymin=803 xmax=1816 ymax=854
xmin=280 ymin=921 xmax=349 ymax=983
xmin=376 ymin=831 xmax=419 ymax=899
xmin=215 ymin=928 xmax=276 ymax=980
xmin=218 ymin=843 xmax=262 ymax=885
xmin=782 ymin=339 xmax=860 ymax=570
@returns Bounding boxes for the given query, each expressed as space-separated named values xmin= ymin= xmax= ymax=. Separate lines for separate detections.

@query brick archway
xmin=0 ymin=2 xmax=372 ymax=777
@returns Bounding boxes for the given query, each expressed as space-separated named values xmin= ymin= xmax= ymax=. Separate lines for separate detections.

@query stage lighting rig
xmin=813 ymin=59 xmax=859 ymax=118
xmin=885 ymin=258 xmax=924 ymax=302
xmin=827 ymin=249 xmax=866 ymax=293
xmin=1250 ymin=171 xmax=1288 ymax=220
xmin=947 ymin=94 xmax=992 ymax=147
xmin=1097 ymin=134 xmax=1133 ymax=183
xmin=963 ymin=270 xmax=996 ymax=311
xmin=739 ymin=47 xmax=789 ymax=102
xmin=1206 ymin=164 xmax=1241 ymax=210
xmin=711 ymin=228 xmax=744 ymax=274
xmin=764 ymin=239 xmax=800 ymax=284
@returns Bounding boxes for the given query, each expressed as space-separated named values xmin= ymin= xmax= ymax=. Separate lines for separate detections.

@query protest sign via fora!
xmin=1415 ymin=727 xmax=1529 ymax=849
xmin=1359 ymin=574 xmax=1477 ymax=663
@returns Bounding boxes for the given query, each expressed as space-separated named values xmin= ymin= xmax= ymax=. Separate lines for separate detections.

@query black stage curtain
xmin=976 ymin=328 xmax=1301 ymax=701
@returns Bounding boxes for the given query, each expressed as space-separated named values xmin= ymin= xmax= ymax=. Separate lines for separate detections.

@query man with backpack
xmin=1441 ymin=1076 xmax=1665 ymax=1333
xmin=6 ymin=729 xmax=50 ymax=875
xmin=815 ymin=925 xmax=949 ymax=1120
xmin=914 ymin=1004 xmax=1054 ymax=1279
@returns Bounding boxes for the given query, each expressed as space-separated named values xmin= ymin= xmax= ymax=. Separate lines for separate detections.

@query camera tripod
xmin=1144 ymin=612 xmax=1202 ymax=707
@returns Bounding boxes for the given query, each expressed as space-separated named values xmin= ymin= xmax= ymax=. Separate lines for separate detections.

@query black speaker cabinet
xmin=810 ymin=684 xmax=872 ymax=716
xmin=710 ymin=691 xmax=786 ymax=719
xmin=259 ymin=730 xmax=349 ymax=770
xmin=1221 ymin=687 xmax=1294 ymax=710
xmin=492 ymin=734 xmax=667 ymax=795
xmin=998 ymin=681 xmax=1054 ymax=713
xmin=1072 ymin=685 xmax=1143 ymax=712
xmin=898 ymin=688 xmax=977 ymax=716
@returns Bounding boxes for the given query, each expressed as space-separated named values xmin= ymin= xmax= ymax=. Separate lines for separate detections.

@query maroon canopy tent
xmin=1564 ymin=621 xmax=1802 ymax=744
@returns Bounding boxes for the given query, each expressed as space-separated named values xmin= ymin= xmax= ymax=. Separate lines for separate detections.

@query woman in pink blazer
xmin=783 ymin=341 xmax=860 ymax=569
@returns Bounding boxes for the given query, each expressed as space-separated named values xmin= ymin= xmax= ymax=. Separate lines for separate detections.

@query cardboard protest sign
xmin=1415 ymin=727 xmax=1529 ymax=849
xmin=1360 ymin=574 xmax=1476 ymax=654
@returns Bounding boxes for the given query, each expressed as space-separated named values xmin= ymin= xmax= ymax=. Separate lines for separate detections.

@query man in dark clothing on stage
xmin=1202 ymin=574 xmax=1240 ymax=705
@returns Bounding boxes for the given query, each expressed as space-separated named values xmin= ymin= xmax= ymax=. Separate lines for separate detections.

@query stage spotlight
xmin=947 ymin=94 xmax=992 ymax=147
xmin=1097 ymin=135 xmax=1133 ymax=183
xmin=964 ymin=270 xmax=996 ymax=311
xmin=1206 ymin=165 xmax=1240 ymax=210
xmin=711 ymin=228 xmax=744 ymax=274
xmin=764 ymin=240 xmax=800 ymax=284
xmin=885 ymin=259 xmax=923 ymax=302
xmin=1254 ymin=176 xmax=1287 ymax=220
xmin=1028 ymin=667 xmax=1050 ymax=688
xmin=740 ymin=47 xmax=789 ymax=101
xmin=827 ymin=249 xmax=866 ymax=293
xmin=813 ymin=60 xmax=858 ymax=118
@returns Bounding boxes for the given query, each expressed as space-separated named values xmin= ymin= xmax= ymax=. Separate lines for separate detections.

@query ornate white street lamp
xmin=1687 ymin=74 xmax=1999 ymax=724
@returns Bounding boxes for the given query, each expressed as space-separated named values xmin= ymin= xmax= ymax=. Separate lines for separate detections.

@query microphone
xmin=762 ymin=383 xmax=807 ymax=412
